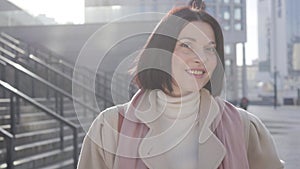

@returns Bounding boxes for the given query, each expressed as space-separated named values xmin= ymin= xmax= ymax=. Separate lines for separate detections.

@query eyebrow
xmin=178 ymin=37 xmax=196 ymax=42
xmin=178 ymin=37 xmax=216 ymax=46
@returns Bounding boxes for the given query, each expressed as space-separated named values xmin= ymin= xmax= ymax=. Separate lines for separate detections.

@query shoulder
xmin=221 ymin=100 xmax=273 ymax=147
xmin=236 ymin=106 xmax=262 ymax=127
xmin=217 ymin=99 xmax=262 ymax=127
xmin=235 ymin=107 xmax=284 ymax=169
xmin=220 ymin=100 xmax=262 ymax=129
xmin=86 ymin=103 xmax=128 ymax=143
xmin=92 ymin=105 xmax=119 ymax=129
xmin=79 ymin=104 xmax=128 ymax=169
xmin=235 ymin=106 xmax=268 ymax=144
xmin=96 ymin=105 xmax=120 ymax=126
xmin=236 ymin=106 xmax=269 ymax=138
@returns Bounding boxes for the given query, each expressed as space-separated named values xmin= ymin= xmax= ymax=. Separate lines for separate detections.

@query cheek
xmin=171 ymin=56 xmax=188 ymax=83
xmin=171 ymin=53 xmax=188 ymax=70
xmin=206 ymin=56 xmax=218 ymax=73
xmin=210 ymin=60 xmax=217 ymax=72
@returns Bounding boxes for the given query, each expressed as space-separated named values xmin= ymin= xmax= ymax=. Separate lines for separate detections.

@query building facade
xmin=257 ymin=0 xmax=300 ymax=104
xmin=84 ymin=0 xmax=247 ymax=103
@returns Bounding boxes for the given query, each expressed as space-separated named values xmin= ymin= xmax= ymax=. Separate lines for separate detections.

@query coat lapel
xmin=197 ymin=89 xmax=226 ymax=169
xmin=135 ymin=89 xmax=226 ymax=169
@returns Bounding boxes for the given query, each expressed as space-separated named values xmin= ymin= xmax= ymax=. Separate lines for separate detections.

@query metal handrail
xmin=0 ymin=37 xmax=26 ymax=55
xmin=0 ymin=80 xmax=78 ymax=169
xmin=0 ymin=32 xmax=20 ymax=45
xmin=0 ymin=34 xmax=114 ymax=94
xmin=0 ymin=54 xmax=101 ymax=113
xmin=0 ymin=33 xmax=72 ymax=74
xmin=28 ymin=54 xmax=125 ymax=100
xmin=0 ymin=127 xmax=14 ymax=169
xmin=0 ymin=32 xmax=133 ymax=102
xmin=30 ymin=47 xmax=121 ymax=90
xmin=26 ymin=42 xmax=75 ymax=72
xmin=0 ymin=32 xmax=122 ymax=86
xmin=0 ymin=46 xmax=16 ymax=58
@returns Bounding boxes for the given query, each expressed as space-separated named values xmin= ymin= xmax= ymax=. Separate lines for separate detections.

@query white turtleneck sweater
xmin=151 ymin=90 xmax=200 ymax=169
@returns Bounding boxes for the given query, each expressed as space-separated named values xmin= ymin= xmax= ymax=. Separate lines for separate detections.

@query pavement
xmin=247 ymin=105 xmax=300 ymax=169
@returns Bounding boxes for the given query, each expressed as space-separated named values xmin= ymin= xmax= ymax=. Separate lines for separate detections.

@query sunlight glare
xmin=8 ymin=0 xmax=84 ymax=24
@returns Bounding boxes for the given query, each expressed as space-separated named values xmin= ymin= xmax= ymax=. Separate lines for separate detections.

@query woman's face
xmin=170 ymin=21 xmax=217 ymax=97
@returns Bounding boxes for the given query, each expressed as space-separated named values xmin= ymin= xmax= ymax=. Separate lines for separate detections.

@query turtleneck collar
xmin=156 ymin=90 xmax=200 ymax=119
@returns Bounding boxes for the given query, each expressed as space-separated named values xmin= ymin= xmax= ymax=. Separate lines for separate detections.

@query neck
xmin=167 ymin=86 xmax=198 ymax=98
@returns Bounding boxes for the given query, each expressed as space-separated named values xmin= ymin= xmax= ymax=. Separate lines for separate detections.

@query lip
xmin=185 ymin=68 xmax=207 ymax=78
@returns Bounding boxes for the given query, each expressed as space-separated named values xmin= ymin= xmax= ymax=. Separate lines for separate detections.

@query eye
xmin=205 ymin=47 xmax=216 ymax=53
xmin=179 ymin=42 xmax=191 ymax=49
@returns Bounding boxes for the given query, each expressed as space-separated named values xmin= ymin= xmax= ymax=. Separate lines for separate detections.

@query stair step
xmin=14 ymin=132 xmax=85 ymax=160
xmin=14 ymin=144 xmax=80 ymax=169
xmin=0 ymin=110 xmax=78 ymax=125
xmin=0 ymin=99 xmax=9 ymax=107
xmin=40 ymin=159 xmax=74 ymax=169
xmin=0 ymin=143 xmax=83 ymax=169
xmin=0 ymin=114 xmax=92 ymax=149
xmin=14 ymin=127 xmax=81 ymax=146
xmin=0 ymin=115 xmax=10 ymax=125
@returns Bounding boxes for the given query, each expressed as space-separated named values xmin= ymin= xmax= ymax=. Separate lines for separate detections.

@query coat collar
xmin=130 ymin=89 xmax=226 ymax=169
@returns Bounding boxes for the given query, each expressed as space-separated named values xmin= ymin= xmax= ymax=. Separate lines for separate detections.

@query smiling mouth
xmin=185 ymin=69 xmax=206 ymax=76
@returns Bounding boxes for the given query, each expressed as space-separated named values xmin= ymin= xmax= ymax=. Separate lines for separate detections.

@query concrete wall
xmin=0 ymin=21 xmax=158 ymax=72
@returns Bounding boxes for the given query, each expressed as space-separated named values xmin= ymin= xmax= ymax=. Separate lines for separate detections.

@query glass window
xmin=225 ymin=59 xmax=231 ymax=66
xmin=234 ymin=23 xmax=242 ymax=30
xmin=225 ymin=45 xmax=231 ymax=54
xmin=224 ymin=11 xmax=230 ymax=20
xmin=221 ymin=7 xmax=230 ymax=20
xmin=234 ymin=0 xmax=241 ymax=4
xmin=234 ymin=8 xmax=242 ymax=20
xmin=224 ymin=0 xmax=230 ymax=3
xmin=223 ymin=24 xmax=230 ymax=31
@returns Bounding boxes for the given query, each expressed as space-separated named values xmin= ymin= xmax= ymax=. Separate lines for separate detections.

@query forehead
xmin=178 ymin=21 xmax=215 ymax=43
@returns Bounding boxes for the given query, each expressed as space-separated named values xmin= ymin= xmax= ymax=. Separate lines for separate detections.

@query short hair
xmin=134 ymin=6 xmax=224 ymax=96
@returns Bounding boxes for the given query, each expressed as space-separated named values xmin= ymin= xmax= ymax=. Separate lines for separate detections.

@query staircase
xmin=0 ymin=32 xmax=130 ymax=168
xmin=0 ymin=98 xmax=85 ymax=169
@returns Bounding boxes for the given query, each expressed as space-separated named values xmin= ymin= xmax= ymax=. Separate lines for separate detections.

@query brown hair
xmin=133 ymin=6 xmax=224 ymax=96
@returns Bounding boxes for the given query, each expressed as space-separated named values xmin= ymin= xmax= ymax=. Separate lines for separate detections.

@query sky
xmin=244 ymin=0 xmax=259 ymax=65
xmin=8 ymin=0 xmax=258 ymax=65
xmin=8 ymin=0 xmax=85 ymax=24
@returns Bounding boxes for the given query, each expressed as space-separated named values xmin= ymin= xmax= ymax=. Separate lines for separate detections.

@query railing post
xmin=0 ymin=61 xmax=6 ymax=98
xmin=31 ymin=76 xmax=35 ymax=98
xmin=103 ymin=73 xmax=107 ymax=109
xmin=46 ymin=66 xmax=50 ymax=99
xmin=55 ymin=92 xmax=58 ymax=113
xmin=14 ymin=71 xmax=20 ymax=124
xmin=6 ymin=137 xmax=14 ymax=169
xmin=14 ymin=70 xmax=19 ymax=90
xmin=73 ymin=127 xmax=78 ymax=169
xmin=59 ymin=94 xmax=64 ymax=150
xmin=16 ymin=96 xmax=20 ymax=124
xmin=10 ymin=93 xmax=16 ymax=135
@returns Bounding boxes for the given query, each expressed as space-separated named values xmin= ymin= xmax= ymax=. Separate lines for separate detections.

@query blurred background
xmin=0 ymin=0 xmax=299 ymax=169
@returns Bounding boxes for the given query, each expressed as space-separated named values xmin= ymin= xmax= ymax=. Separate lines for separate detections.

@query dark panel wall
xmin=0 ymin=22 xmax=157 ymax=71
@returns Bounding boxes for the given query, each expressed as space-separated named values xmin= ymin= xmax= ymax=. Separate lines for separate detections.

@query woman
xmin=77 ymin=3 xmax=284 ymax=169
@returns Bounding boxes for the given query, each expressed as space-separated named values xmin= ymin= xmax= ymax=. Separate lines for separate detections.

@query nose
xmin=192 ymin=49 xmax=208 ymax=63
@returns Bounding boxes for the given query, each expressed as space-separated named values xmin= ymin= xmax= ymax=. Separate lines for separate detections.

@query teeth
xmin=187 ymin=70 xmax=205 ymax=75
